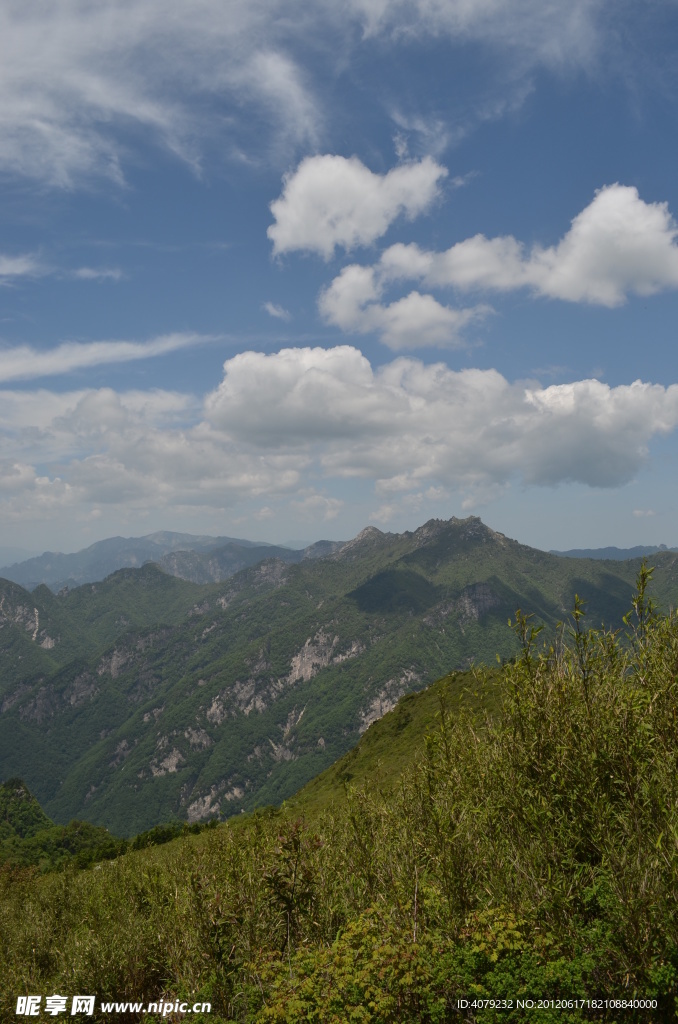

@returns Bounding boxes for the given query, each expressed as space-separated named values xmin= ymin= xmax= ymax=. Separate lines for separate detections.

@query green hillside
xmin=1 ymin=516 xmax=678 ymax=834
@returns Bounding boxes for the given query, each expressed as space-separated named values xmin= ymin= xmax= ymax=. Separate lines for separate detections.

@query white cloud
xmin=291 ymin=492 xmax=344 ymax=520
xmin=0 ymin=1 xmax=323 ymax=186
xmin=350 ymin=0 xmax=601 ymax=70
xmin=0 ymin=333 xmax=217 ymax=383
xmin=205 ymin=344 xmax=401 ymax=444
xmin=378 ymin=185 xmax=678 ymax=306
xmin=205 ymin=348 xmax=678 ymax=491
xmin=318 ymin=185 xmax=678 ymax=346
xmin=268 ymin=154 xmax=447 ymax=258
xmin=264 ymin=301 xmax=292 ymax=321
xmin=0 ymin=1 xmax=606 ymax=187
xmin=0 ymin=382 xmax=307 ymax=522
xmin=235 ymin=50 xmax=320 ymax=156
xmin=318 ymin=263 xmax=488 ymax=349
xmin=0 ymin=257 xmax=123 ymax=287
xmin=3 ymin=346 xmax=678 ymax=529
xmin=0 ymin=253 xmax=43 ymax=280
xmin=632 ymin=509 xmax=656 ymax=518
xmin=370 ymin=503 xmax=396 ymax=524
xmin=73 ymin=267 xmax=123 ymax=281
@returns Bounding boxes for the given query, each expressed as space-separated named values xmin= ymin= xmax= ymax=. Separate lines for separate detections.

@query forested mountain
xmin=1 ymin=515 xmax=678 ymax=835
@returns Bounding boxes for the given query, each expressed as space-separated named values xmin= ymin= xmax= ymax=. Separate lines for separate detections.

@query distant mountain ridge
xmin=7 ymin=528 xmax=675 ymax=592
xmin=0 ymin=528 xmax=327 ymax=593
xmin=155 ymin=538 xmax=345 ymax=585
xmin=551 ymin=544 xmax=678 ymax=560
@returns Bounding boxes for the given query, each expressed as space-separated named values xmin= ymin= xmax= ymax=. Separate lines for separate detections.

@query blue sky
xmin=2 ymin=0 xmax=678 ymax=554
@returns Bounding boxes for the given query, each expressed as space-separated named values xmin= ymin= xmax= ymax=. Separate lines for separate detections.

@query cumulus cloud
xmin=268 ymin=155 xmax=447 ymax=258
xmin=0 ymin=333 xmax=217 ymax=383
xmin=3 ymin=346 xmax=678 ymax=528
xmin=205 ymin=345 xmax=401 ymax=444
xmin=206 ymin=347 xmax=678 ymax=490
xmin=377 ymin=185 xmax=678 ymax=306
xmin=318 ymin=185 xmax=678 ymax=346
xmin=318 ymin=263 xmax=488 ymax=348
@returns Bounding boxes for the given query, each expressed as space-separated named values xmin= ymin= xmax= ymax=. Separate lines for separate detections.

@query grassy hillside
xmin=1 ymin=582 xmax=676 ymax=1021
xmin=2 ymin=516 xmax=678 ymax=834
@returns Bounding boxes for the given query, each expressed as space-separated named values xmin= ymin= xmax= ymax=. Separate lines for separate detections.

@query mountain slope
xmin=1 ymin=516 xmax=677 ymax=835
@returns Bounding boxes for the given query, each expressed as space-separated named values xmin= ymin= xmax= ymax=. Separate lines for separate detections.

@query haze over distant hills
xmin=2 ymin=514 xmax=678 ymax=835
xmin=0 ymin=532 xmax=342 ymax=592
xmin=550 ymin=544 xmax=678 ymax=560
xmin=0 ymin=547 xmax=39 ymax=567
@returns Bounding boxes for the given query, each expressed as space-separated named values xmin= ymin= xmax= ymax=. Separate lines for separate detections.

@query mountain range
xmin=1 ymin=515 xmax=678 ymax=835
xmin=0 ymin=531 xmax=344 ymax=592
xmin=550 ymin=543 xmax=677 ymax=560
xmin=3 ymin=529 xmax=673 ymax=596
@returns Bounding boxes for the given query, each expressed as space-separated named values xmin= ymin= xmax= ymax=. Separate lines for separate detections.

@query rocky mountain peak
xmin=338 ymin=525 xmax=388 ymax=557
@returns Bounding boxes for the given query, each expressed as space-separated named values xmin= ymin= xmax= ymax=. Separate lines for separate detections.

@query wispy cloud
xmin=0 ymin=332 xmax=219 ymax=383
xmin=0 ymin=1 xmax=325 ymax=187
xmin=72 ymin=266 xmax=123 ymax=282
xmin=0 ymin=254 xmax=43 ymax=280
xmin=350 ymin=0 xmax=602 ymax=68
xmin=0 ymin=0 xmax=611 ymax=188
xmin=0 ymin=254 xmax=124 ymax=286
xmin=264 ymin=301 xmax=291 ymax=321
